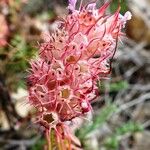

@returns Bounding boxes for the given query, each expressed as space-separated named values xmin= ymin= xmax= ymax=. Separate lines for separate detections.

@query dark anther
xmin=58 ymin=71 xmax=61 ymax=74
xmin=102 ymin=43 xmax=106 ymax=46
xmin=47 ymin=61 xmax=51 ymax=65
xmin=41 ymin=95 xmax=44 ymax=98
xmin=89 ymin=18 xmax=92 ymax=21
xmin=80 ymin=46 xmax=83 ymax=49
xmin=59 ymin=40 xmax=63 ymax=43
xmin=83 ymin=15 xmax=86 ymax=19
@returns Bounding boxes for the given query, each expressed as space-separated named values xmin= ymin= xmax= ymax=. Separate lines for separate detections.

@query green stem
xmin=46 ymin=130 xmax=52 ymax=150
xmin=46 ymin=128 xmax=72 ymax=150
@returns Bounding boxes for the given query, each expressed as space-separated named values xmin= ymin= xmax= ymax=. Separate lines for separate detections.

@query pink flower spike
xmin=27 ymin=1 xmax=131 ymax=149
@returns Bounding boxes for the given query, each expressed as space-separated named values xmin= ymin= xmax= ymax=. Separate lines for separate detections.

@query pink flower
xmin=27 ymin=0 xmax=131 ymax=147
xmin=0 ymin=14 xmax=9 ymax=47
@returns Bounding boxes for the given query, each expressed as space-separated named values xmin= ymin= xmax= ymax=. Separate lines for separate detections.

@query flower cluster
xmin=27 ymin=0 xmax=131 ymax=133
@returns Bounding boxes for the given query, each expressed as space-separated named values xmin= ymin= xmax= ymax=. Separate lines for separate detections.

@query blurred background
xmin=0 ymin=0 xmax=150 ymax=150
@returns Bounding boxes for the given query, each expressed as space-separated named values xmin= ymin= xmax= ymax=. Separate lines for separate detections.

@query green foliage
xmin=11 ymin=34 xmax=36 ymax=59
xmin=31 ymin=138 xmax=46 ymax=150
xmin=110 ymin=0 xmax=128 ymax=14
xmin=76 ymin=102 xmax=143 ymax=150
xmin=109 ymin=81 xmax=129 ymax=92
xmin=76 ymin=104 xmax=117 ymax=139
xmin=0 ymin=34 xmax=37 ymax=90
xmin=104 ymin=122 xmax=143 ymax=150
xmin=115 ymin=122 xmax=143 ymax=135
xmin=98 ymin=80 xmax=129 ymax=93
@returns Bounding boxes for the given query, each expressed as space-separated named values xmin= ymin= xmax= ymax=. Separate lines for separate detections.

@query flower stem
xmin=46 ymin=130 xmax=52 ymax=150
